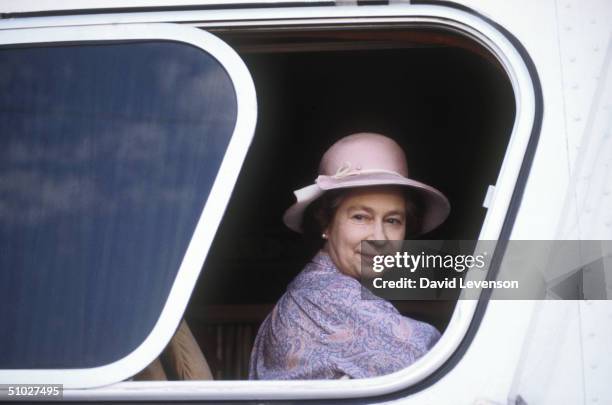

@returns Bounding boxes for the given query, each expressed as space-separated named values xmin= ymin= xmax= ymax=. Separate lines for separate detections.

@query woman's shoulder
xmin=288 ymin=251 xmax=358 ymax=293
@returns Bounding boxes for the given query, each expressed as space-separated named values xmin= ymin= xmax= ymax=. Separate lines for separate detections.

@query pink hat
xmin=283 ymin=133 xmax=450 ymax=235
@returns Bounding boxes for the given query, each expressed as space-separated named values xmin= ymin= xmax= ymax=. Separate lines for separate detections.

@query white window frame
xmin=0 ymin=3 xmax=537 ymax=400
xmin=0 ymin=22 xmax=257 ymax=389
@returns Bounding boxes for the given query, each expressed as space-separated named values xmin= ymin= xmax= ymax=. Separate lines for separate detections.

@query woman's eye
xmin=352 ymin=214 xmax=367 ymax=221
xmin=387 ymin=218 xmax=402 ymax=225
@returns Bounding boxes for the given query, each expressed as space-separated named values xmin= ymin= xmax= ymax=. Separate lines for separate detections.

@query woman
xmin=249 ymin=133 xmax=450 ymax=379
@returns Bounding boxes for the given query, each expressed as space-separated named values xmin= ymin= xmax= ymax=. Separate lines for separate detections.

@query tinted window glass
xmin=0 ymin=41 xmax=237 ymax=368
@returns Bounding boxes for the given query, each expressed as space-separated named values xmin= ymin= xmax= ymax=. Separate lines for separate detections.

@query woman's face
xmin=323 ymin=186 xmax=407 ymax=279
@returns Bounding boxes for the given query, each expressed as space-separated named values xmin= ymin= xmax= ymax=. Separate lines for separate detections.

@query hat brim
xmin=283 ymin=172 xmax=450 ymax=235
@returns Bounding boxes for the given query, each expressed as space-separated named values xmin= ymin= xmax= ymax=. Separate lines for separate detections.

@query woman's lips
xmin=359 ymin=252 xmax=376 ymax=261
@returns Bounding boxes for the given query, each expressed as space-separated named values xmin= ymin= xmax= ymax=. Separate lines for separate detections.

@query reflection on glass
xmin=0 ymin=41 xmax=237 ymax=368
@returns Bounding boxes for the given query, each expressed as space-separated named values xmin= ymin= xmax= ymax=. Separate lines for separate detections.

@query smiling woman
xmin=248 ymin=133 xmax=451 ymax=379
xmin=321 ymin=187 xmax=408 ymax=280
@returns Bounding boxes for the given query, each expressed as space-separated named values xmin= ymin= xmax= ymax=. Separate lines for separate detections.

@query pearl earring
xmin=322 ymin=233 xmax=327 ymax=239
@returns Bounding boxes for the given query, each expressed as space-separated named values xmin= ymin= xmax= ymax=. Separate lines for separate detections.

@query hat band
xmin=329 ymin=161 xmax=404 ymax=179
xmin=291 ymin=168 xmax=408 ymax=202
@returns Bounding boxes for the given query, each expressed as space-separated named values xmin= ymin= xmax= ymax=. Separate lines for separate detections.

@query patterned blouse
xmin=248 ymin=250 xmax=441 ymax=379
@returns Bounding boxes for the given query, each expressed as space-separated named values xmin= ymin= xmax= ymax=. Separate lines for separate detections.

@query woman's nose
xmin=369 ymin=220 xmax=388 ymax=242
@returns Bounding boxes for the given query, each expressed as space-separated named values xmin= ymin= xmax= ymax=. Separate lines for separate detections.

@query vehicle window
xmin=187 ymin=27 xmax=515 ymax=379
xmin=0 ymin=40 xmax=237 ymax=369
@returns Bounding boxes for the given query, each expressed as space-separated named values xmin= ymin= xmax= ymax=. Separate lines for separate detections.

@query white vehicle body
xmin=0 ymin=1 xmax=610 ymax=404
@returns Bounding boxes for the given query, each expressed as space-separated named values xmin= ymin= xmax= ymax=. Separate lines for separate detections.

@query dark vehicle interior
xmin=180 ymin=26 xmax=516 ymax=379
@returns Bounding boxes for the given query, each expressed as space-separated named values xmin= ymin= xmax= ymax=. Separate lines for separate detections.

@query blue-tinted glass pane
xmin=0 ymin=41 xmax=237 ymax=368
